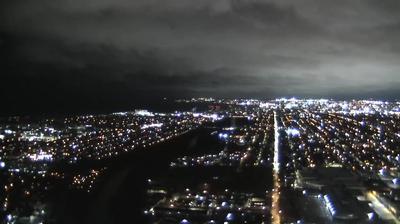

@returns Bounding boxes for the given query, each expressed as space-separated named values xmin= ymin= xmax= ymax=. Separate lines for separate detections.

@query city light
xmin=1 ymin=98 xmax=400 ymax=223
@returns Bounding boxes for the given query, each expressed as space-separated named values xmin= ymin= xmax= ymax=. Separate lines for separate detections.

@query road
xmin=366 ymin=191 xmax=400 ymax=224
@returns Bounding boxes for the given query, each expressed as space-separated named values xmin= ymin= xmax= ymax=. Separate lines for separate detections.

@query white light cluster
xmin=286 ymin=128 xmax=300 ymax=137
xmin=135 ymin=110 xmax=154 ymax=117
xmin=141 ymin=123 xmax=163 ymax=129
xmin=323 ymin=195 xmax=336 ymax=216
xmin=28 ymin=153 xmax=53 ymax=161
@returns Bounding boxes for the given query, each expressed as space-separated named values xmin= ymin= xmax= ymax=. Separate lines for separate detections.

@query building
xmin=296 ymin=167 xmax=364 ymax=190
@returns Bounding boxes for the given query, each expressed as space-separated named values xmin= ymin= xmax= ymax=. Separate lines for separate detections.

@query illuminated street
xmin=367 ymin=191 xmax=400 ymax=224
xmin=271 ymin=111 xmax=281 ymax=224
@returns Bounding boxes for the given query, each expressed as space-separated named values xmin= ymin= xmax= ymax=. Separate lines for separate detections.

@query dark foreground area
xmin=50 ymin=127 xmax=218 ymax=224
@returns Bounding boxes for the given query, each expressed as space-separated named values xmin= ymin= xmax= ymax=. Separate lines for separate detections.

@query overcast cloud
xmin=1 ymin=0 xmax=400 ymax=114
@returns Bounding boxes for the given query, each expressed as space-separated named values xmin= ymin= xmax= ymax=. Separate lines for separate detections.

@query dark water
xmin=50 ymin=127 xmax=222 ymax=224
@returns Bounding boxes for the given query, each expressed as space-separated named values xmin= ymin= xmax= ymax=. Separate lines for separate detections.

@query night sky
xmin=1 ymin=0 xmax=400 ymax=115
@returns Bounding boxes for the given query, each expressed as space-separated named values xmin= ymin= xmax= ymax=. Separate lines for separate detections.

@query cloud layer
xmin=1 ymin=0 xmax=400 ymax=113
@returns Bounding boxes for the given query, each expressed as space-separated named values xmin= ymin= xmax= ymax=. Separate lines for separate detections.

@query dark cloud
xmin=1 ymin=0 xmax=400 ymax=115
